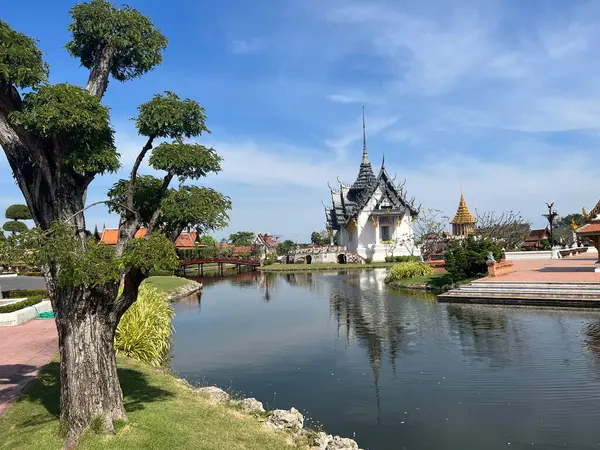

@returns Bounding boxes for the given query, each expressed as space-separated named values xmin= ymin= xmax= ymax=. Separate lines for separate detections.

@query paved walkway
xmin=481 ymin=251 xmax=600 ymax=283
xmin=0 ymin=319 xmax=58 ymax=415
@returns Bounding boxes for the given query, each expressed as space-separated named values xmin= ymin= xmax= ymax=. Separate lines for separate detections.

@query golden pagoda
xmin=450 ymin=191 xmax=477 ymax=236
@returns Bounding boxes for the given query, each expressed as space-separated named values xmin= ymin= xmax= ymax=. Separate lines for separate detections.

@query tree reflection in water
xmin=445 ymin=304 xmax=526 ymax=367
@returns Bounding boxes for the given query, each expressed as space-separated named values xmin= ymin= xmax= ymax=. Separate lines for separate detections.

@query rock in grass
xmin=309 ymin=431 xmax=333 ymax=450
xmin=326 ymin=436 xmax=360 ymax=450
xmin=265 ymin=407 xmax=304 ymax=431
xmin=234 ymin=397 xmax=265 ymax=413
xmin=195 ymin=386 xmax=230 ymax=404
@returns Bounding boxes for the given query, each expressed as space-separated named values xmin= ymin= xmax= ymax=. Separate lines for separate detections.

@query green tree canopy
xmin=277 ymin=239 xmax=296 ymax=255
xmin=228 ymin=231 xmax=255 ymax=246
xmin=3 ymin=221 xmax=28 ymax=234
xmin=310 ymin=231 xmax=328 ymax=245
xmin=0 ymin=19 xmax=48 ymax=88
xmin=66 ymin=0 xmax=167 ymax=96
xmin=5 ymin=204 xmax=31 ymax=220
xmin=199 ymin=235 xmax=216 ymax=246
xmin=108 ymin=180 xmax=230 ymax=240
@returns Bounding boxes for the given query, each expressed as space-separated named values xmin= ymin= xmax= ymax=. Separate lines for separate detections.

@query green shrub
xmin=114 ymin=285 xmax=174 ymax=367
xmin=263 ymin=255 xmax=276 ymax=266
xmin=444 ymin=236 xmax=501 ymax=282
xmin=0 ymin=295 xmax=42 ymax=313
xmin=385 ymin=262 xmax=434 ymax=283
xmin=394 ymin=255 xmax=419 ymax=263
xmin=3 ymin=289 xmax=48 ymax=298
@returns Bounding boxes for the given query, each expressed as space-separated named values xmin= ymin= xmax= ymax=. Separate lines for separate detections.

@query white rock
xmin=309 ymin=431 xmax=333 ymax=450
xmin=265 ymin=407 xmax=304 ymax=431
xmin=195 ymin=386 xmax=230 ymax=403
xmin=235 ymin=397 xmax=265 ymax=413
xmin=326 ymin=436 xmax=359 ymax=450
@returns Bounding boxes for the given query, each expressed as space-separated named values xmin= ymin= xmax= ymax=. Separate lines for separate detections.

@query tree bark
xmin=86 ymin=46 xmax=115 ymax=99
xmin=46 ymin=282 xmax=125 ymax=449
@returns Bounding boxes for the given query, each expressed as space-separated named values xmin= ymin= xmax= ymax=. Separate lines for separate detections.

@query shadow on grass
xmin=14 ymin=360 xmax=174 ymax=429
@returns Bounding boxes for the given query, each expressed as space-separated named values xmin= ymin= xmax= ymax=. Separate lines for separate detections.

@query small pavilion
xmin=450 ymin=191 xmax=477 ymax=236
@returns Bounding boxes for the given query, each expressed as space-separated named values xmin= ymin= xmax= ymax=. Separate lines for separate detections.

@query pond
xmin=171 ymin=270 xmax=600 ymax=450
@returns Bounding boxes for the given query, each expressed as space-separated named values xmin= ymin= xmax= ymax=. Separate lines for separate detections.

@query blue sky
xmin=2 ymin=0 xmax=600 ymax=241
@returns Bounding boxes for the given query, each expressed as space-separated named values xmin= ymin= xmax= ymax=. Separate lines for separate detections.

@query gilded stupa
xmin=450 ymin=191 xmax=477 ymax=236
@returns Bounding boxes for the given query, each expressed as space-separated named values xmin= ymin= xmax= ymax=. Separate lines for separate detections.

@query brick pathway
xmin=480 ymin=251 xmax=600 ymax=283
xmin=0 ymin=319 xmax=58 ymax=415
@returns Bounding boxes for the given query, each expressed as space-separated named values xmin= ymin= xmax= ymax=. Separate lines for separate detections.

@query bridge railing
xmin=179 ymin=257 xmax=261 ymax=267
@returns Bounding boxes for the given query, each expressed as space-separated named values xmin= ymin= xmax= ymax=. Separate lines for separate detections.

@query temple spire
xmin=362 ymin=105 xmax=368 ymax=163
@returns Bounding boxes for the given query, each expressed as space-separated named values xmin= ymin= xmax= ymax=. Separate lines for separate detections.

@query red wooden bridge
xmin=178 ymin=258 xmax=261 ymax=276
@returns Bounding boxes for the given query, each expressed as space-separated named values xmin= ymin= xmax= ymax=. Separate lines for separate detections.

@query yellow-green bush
xmin=114 ymin=285 xmax=174 ymax=367
xmin=384 ymin=261 xmax=434 ymax=283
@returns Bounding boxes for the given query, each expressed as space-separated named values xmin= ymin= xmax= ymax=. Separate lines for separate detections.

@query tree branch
xmin=146 ymin=170 xmax=175 ymax=234
xmin=127 ymin=136 xmax=155 ymax=211
xmin=85 ymin=46 xmax=115 ymax=99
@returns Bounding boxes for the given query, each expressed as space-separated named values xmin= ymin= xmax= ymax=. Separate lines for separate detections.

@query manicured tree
xmin=0 ymin=2 xmax=226 ymax=445
xmin=5 ymin=204 xmax=31 ymax=221
xmin=2 ymin=220 xmax=27 ymax=235
xmin=4 ymin=204 xmax=31 ymax=235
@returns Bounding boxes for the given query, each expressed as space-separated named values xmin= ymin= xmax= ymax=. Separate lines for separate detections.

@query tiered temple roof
xmin=577 ymin=199 xmax=600 ymax=235
xmin=450 ymin=192 xmax=477 ymax=225
xmin=324 ymin=109 xmax=419 ymax=231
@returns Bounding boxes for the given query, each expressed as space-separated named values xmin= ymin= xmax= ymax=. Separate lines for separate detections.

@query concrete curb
xmin=0 ymin=300 xmax=53 ymax=326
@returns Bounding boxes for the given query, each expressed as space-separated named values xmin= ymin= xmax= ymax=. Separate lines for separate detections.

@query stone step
xmin=471 ymin=281 xmax=600 ymax=289
xmin=437 ymin=295 xmax=600 ymax=308
xmin=454 ymin=286 xmax=600 ymax=295
xmin=440 ymin=291 xmax=600 ymax=299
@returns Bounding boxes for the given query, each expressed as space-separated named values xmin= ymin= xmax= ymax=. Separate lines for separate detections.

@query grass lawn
xmin=385 ymin=272 xmax=454 ymax=291
xmin=143 ymin=276 xmax=191 ymax=293
xmin=0 ymin=356 xmax=303 ymax=450
xmin=260 ymin=262 xmax=394 ymax=272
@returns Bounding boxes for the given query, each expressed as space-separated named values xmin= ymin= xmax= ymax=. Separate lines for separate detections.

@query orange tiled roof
xmin=100 ymin=228 xmax=197 ymax=248
xmin=233 ymin=246 xmax=253 ymax=256
xmin=175 ymin=232 xmax=197 ymax=248
xmin=577 ymin=223 xmax=600 ymax=234
xmin=100 ymin=228 xmax=119 ymax=245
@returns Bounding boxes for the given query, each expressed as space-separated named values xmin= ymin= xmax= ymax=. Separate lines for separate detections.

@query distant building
xmin=450 ymin=191 xmax=477 ymax=236
xmin=100 ymin=228 xmax=196 ymax=249
xmin=324 ymin=109 xmax=419 ymax=262
xmin=521 ymin=227 xmax=550 ymax=250
xmin=253 ymin=233 xmax=279 ymax=259
xmin=576 ymin=199 xmax=600 ymax=272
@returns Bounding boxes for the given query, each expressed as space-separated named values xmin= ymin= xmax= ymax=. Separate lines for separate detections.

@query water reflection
xmin=172 ymin=270 xmax=600 ymax=450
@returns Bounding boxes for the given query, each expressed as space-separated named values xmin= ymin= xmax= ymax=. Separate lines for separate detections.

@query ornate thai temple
xmin=450 ymin=191 xmax=477 ymax=236
xmin=324 ymin=110 xmax=419 ymax=262
xmin=576 ymin=199 xmax=600 ymax=272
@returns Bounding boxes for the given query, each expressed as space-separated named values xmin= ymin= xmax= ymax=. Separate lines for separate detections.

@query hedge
xmin=3 ymin=289 xmax=48 ymax=299
xmin=0 ymin=296 xmax=42 ymax=314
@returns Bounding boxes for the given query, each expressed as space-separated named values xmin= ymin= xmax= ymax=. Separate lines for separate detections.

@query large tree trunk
xmin=47 ymin=278 xmax=128 ymax=448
